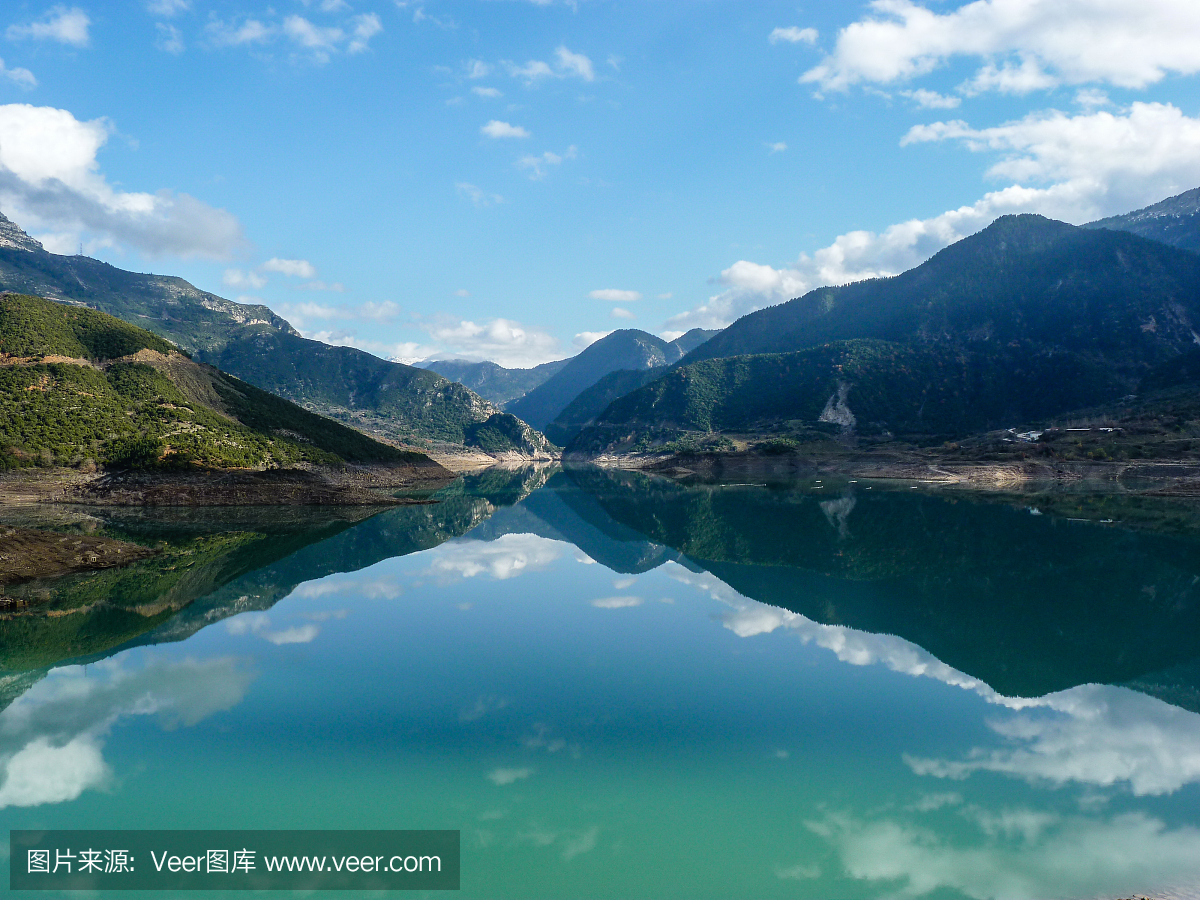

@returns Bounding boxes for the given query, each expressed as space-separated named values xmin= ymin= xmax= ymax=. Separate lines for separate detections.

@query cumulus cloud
xmin=223 ymin=268 xmax=266 ymax=289
xmin=589 ymin=288 xmax=641 ymax=303
xmin=206 ymin=11 xmax=380 ymax=60
xmin=424 ymin=317 xmax=562 ymax=367
xmin=554 ymin=46 xmax=594 ymax=81
xmin=429 ymin=534 xmax=564 ymax=581
xmin=769 ymin=26 xmax=817 ymax=45
xmin=481 ymin=120 xmax=531 ymax=139
xmin=610 ymin=307 xmax=635 ymax=319
xmin=472 ymin=86 xmax=502 ymax=98
xmin=573 ymin=330 xmax=611 ymax=349
xmin=262 ymin=257 xmax=318 ymax=278
xmin=272 ymin=301 xmax=340 ymax=330
xmin=901 ymin=88 xmax=960 ymax=109
xmin=225 ymin=612 xmax=320 ymax=645
xmin=7 ymin=6 xmax=90 ymax=46
xmin=767 ymin=141 xmax=788 ymax=153
xmin=0 ymin=103 xmax=245 ymax=259
xmin=0 ymin=657 xmax=252 ymax=808
xmin=802 ymin=0 xmax=1200 ymax=94
xmin=664 ymin=102 xmax=1200 ymax=332
xmin=819 ymin=809 xmax=1200 ymax=900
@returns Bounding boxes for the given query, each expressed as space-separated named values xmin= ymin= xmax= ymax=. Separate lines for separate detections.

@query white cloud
xmin=206 ymin=18 xmax=275 ymax=47
xmin=295 ymin=280 xmax=344 ymax=292
xmin=348 ymin=13 xmax=382 ymax=54
xmin=0 ymin=103 xmax=244 ymax=259
xmin=425 ymin=317 xmax=562 ymax=367
xmin=504 ymin=46 xmax=596 ymax=84
xmin=554 ymin=45 xmax=594 ymax=81
xmin=0 ymin=658 xmax=252 ymax=808
xmin=901 ymin=88 xmax=960 ymax=109
xmin=769 ymin=26 xmax=817 ymax=45
xmin=430 ymin=534 xmax=564 ymax=581
xmin=767 ymin=141 xmax=788 ymax=153
xmin=155 ymin=23 xmax=184 ymax=54
xmin=820 ymin=809 xmax=1200 ymax=900
xmin=146 ymin=0 xmax=190 ymax=15
xmin=516 ymin=145 xmax=576 ymax=180
xmin=456 ymin=182 xmax=503 ymax=207
xmin=0 ymin=58 xmax=36 ymax=88
xmin=207 ymin=11 xmax=380 ymax=60
xmin=487 ymin=766 xmax=533 ymax=786
xmin=7 ymin=6 xmax=90 ymax=47
xmin=802 ymin=0 xmax=1200 ymax=94
xmin=0 ymin=736 xmax=108 ymax=808
xmin=664 ymin=102 xmax=1200 ymax=333
xmin=610 ymin=307 xmax=635 ymax=319
xmin=223 ymin=268 xmax=266 ymax=289
xmin=573 ymin=330 xmax=611 ymax=349
xmin=273 ymin=301 xmax=339 ymax=330
xmin=591 ymin=595 xmax=642 ymax=608
xmin=359 ymin=300 xmax=401 ymax=320
xmin=472 ymin=86 xmax=502 ymax=98
xmin=262 ymin=257 xmax=318 ymax=278
xmin=589 ymin=288 xmax=641 ymax=303
xmin=481 ymin=120 xmax=531 ymax=139
xmin=225 ymin=611 xmax=320 ymax=645
xmin=465 ymin=59 xmax=491 ymax=78
xmin=905 ymin=683 xmax=1200 ymax=796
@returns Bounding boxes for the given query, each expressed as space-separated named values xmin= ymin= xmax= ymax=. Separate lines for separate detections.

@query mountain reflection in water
xmin=2 ymin=465 xmax=1199 ymax=899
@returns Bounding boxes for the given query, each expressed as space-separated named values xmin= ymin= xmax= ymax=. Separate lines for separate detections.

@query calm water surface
xmin=3 ymin=467 xmax=1200 ymax=899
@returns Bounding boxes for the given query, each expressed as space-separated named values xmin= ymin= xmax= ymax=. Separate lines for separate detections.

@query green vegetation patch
xmin=0 ymin=293 xmax=175 ymax=360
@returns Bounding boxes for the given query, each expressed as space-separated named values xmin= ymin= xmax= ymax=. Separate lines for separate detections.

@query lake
xmin=3 ymin=466 xmax=1200 ymax=899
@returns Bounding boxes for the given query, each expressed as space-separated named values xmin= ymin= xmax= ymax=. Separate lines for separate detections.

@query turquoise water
xmin=3 ymin=468 xmax=1200 ymax=898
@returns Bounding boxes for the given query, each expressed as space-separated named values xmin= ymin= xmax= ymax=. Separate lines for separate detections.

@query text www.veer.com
xmin=263 ymin=854 xmax=441 ymax=873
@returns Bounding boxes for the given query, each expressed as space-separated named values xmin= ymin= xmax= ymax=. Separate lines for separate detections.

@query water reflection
xmin=2 ymin=465 xmax=1200 ymax=898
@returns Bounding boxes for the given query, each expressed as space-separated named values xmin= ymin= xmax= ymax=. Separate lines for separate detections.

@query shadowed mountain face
xmin=684 ymin=216 xmax=1200 ymax=367
xmin=507 ymin=329 xmax=717 ymax=432
xmin=568 ymin=216 xmax=1200 ymax=449
xmin=1086 ymin=186 xmax=1200 ymax=253
xmin=0 ymin=214 xmax=547 ymax=454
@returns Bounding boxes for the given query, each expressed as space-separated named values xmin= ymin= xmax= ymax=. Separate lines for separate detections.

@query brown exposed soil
xmin=0 ymin=526 xmax=156 ymax=591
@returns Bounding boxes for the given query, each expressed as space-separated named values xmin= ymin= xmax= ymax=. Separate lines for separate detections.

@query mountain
xmin=683 ymin=215 xmax=1200 ymax=365
xmin=543 ymin=366 xmax=668 ymax=447
xmin=213 ymin=328 xmax=553 ymax=455
xmin=507 ymin=328 xmax=718 ymax=432
xmin=570 ymin=216 xmax=1200 ymax=451
xmin=1086 ymin=186 xmax=1200 ymax=252
xmin=0 ymin=212 xmax=550 ymax=456
xmin=0 ymin=293 xmax=448 ymax=490
xmin=418 ymin=357 xmax=569 ymax=406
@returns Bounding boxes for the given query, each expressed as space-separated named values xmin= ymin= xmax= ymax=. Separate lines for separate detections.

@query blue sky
xmin=2 ymin=1 xmax=1200 ymax=366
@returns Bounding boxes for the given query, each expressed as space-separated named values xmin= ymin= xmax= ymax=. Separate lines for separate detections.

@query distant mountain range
xmin=506 ymin=327 xmax=717 ymax=431
xmin=570 ymin=210 xmax=1200 ymax=453
xmin=418 ymin=357 xmax=569 ymax=406
xmin=0 ymin=214 xmax=550 ymax=457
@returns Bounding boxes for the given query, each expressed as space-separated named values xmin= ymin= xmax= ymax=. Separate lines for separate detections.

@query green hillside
xmin=0 ymin=214 xmax=550 ymax=455
xmin=213 ymin=328 xmax=553 ymax=454
xmin=544 ymin=366 xmax=667 ymax=447
xmin=568 ymin=339 xmax=1126 ymax=452
xmin=0 ymin=294 xmax=431 ymax=472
